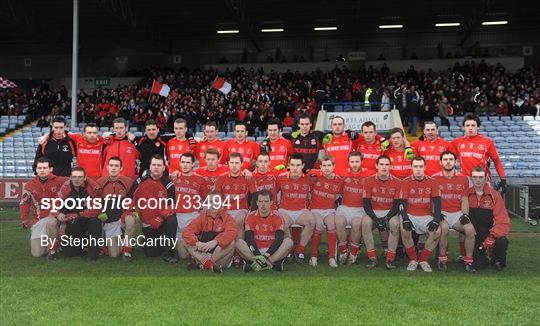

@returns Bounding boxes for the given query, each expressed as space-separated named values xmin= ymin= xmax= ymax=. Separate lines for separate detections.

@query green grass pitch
xmin=1 ymin=208 xmax=539 ymax=325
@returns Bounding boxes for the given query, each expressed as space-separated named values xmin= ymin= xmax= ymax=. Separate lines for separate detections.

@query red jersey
xmin=276 ymin=173 xmax=312 ymax=210
xmin=432 ymin=171 xmax=469 ymax=213
xmin=227 ymin=139 xmax=260 ymax=170
xmin=268 ymin=137 xmax=293 ymax=169
xmin=20 ymin=175 xmax=68 ymax=225
xmin=400 ymin=176 xmax=440 ymax=216
xmin=411 ymin=137 xmax=454 ymax=176
xmin=324 ymin=134 xmax=355 ymax=176
xmin=363 ymin=175 xmax=400 ymax=211
xmin=102 ymin=135 xmax=139 ymax=177
xmin=244 ymin=210 xmax=284 ymax=248
xmin=195 ymin=138 xmax=228 ymax=168
xmin=214 ymin=173 xmax=256 ymax=210
xmin=194 ymin=165 xmax=229 ymax=193
xmin=252 ymin=170 xmax=278 ymax=210
xmin=341 ymin=168 xmax=375 ymax=207
xmin=167 ymin=138 xmax=192 ymax=174
xmin=131 ymin=176 xmax=176 ymax=229
xmin=96 ymin=176 xmax=134 ymax=222
xmin=309 ymin=172 xmax=343 ymax=209
xmin=173 ymin=174 xmax=208 ymax=213
xmin=356 ymin=139 xmax=384 ymax=172
xmin=451 ymin=134 xmax=505 ymax=178
xmin=385 ymin=147 xmax=414 ymax=179
xmin=70 ymin=133 xmax=105 ymax=177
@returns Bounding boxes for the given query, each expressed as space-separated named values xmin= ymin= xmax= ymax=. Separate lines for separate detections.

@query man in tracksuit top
xmin=468 ymin=166 xmax=511 ymax=271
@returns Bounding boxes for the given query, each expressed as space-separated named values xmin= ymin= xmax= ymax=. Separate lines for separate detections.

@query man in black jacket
xmin=33 ymin=116 xmax=76 ymax=177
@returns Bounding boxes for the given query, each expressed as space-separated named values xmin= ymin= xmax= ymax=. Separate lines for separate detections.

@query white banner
xmin=322 ymin=111 xmax=393 ymax=131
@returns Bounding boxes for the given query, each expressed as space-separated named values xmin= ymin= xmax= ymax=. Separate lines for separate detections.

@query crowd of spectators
xmin=2 ymin=60 xmax=539 ymax=135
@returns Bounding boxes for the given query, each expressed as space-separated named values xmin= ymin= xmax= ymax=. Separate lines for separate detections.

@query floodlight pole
xmin=70 ymin=0 xmax=79 ymax=129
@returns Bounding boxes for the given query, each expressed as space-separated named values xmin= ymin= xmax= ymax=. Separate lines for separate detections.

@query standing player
xmin=173 ymin=153 xmax=208 ymax=260
xmin=277 ymin=153 xmax=316 ymax=263
xmin=102 ymin=118 xmax=139 ymax=177
xmin=195 ymin=121 xmax=228 ymax=168
xmin=399 ymin=157 xmax=443 ymax=272
xmin=182 ymin=191 xmax=238 ymax=273
xmin=322 ymin=116 xmax=357 ymax=176
xmin=432 ymin=151 xmax=476 ymax=272
xmin=96 ymin=157 xmax=135 ymax=260
xmin=337 ymin=151 xmax=375 ymax=264
xmin=132 ymin=120 xmax=168 ymax=176
xmin=308 ymin=155 xmax=344 ymax=267
xmin=251 ymin=152 xmax=278 ymax=211
xmin=468 ymin=166 xmax=511 ymax=271
xmin=259 ymin=118 xmax=293 ymax=171
xmin=194 ymin=148 xmax=229 ymax=193
xmin=282 ymin=113 xmax=324 ymax=171
xmin=236 ymin=190 xmax=294 ymax=272
xmin=451 ymin=114 xmax=506 ymax=193
xmin=33 ymin=116 xmax=77 ymax=177
xmin=214 ymin=153 xmax=257 ymax=239
xmin=411 ymin=121 xmax=454 ymax=176
xmin=355 ymin=121 xmax=390 ymax=172
xmin=167 ymin=118 xmax=197 ymax=175
xmin=20 ymin=158 xmax=66 ymax=259
xmin=227 ymin=122 xmax=260 ymax=171
xmin=384 ymin=128 xmax=416 ymax=179
xmin=361 ymin=155 xmax=401 ymax=269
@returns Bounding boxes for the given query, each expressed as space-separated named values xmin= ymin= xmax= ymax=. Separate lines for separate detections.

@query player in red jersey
xmin=167 ymin=118 xmax=197 ymax=175
xmin=337 ymin=151 xmax=375 ymax=264
xmin=355 ymin=121 xmax=390 ymax=172
xmin=236 ymin=190 xmax=294 ymax=272
xmin=102 ymin=118 xmax=139 ymax=177
xmin=277 ymin=153 xmax=316 ymax=263
xmin=411 ymin=121 xmax=454 ymax=176
xmin=226 ymin=122 xmax=260 ymax=171
xmin=361 ymin=155 xmax=402 ymax=269
xmin=384 ymin=127 xmax=416 ymax=179
xmin=322 ymin=116 xmax=357 ymax=176
xmin=251 ymin=152 xmax=278 ymax=210
xmin=400 ymin=156 xmax=443 ymax=272
xmin=432 ymin=151 xmax=476 ymax=273
xmin=195 ymin=121 xmax=228 ymax=168
xmin=451 ymin=114 xmax=506 ymax=193
xmin=308 ymin=155 xmax=344 ymax=268
xmin=194 ymin=148 xmax=229 ymax=193
xmin=259 ymin=118 xmax=293 ymax=172
xmin=20 ymin=158 xmax=66 ymax=259
xmin=214 ymin=153 xmax=257 ymax=239
xmin=96 ymin=156 xmax=135 ymax=260
xmin=172 ymin=153 xmax=208 ymax=260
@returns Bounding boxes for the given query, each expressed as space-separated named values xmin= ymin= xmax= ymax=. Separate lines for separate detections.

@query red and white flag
xmin=211 ymin=76 xmax=232 ymax=95
xmin=150 ymin=80 xmax=170 ymax=97
xmin=0 ymin=77 xmax=17 ymax=89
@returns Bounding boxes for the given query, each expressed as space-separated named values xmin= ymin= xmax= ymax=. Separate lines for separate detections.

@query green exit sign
xmin=94 ymin=78 xmax=111 ymax=87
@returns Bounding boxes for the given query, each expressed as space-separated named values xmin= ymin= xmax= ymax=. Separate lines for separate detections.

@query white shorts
xmin=402 ymin=215 xmax=433 ymax=235
xmin=228 ymin=209 xmax=247 ymax=220
xmin=336 ymin=206 xmax=364 ymax=225
xmin=311 ymin=209 xmax=335 ymax=219
xmin=103 ymin=220 xmax=122 ymax=239
xmin=176 ymin=212 xmax=199 ymax=238
xmin=278 ymin=208 xmax=309 ymax=223
xmin=373 ymin=209 xmax=390 ymax=219
xmin=442 ymin=211 xmax=461 ymax=227
xmin=30 ymin=218 xmax=50 ymax=240
xmin=258 ymin=248 xmax=269 ymax=255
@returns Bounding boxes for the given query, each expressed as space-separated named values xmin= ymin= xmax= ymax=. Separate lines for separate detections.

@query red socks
xmin=464 ymin=256 xmax=473 ymax=265
xmin=338 ymin=242 xmax=348 ymax=255
xmin=327 ymin=230 xmax=337 ymax=259
xmin=350 ymin=243 xmax=360 ymax=256
xmin=405 ymin=246 xmax=418 ymax=261
xmin=419 ymin=249 xmax=433 ymax=262
xmin=438 ymin=251 xmax=448 ymax=263
xmin=121 ymin=245 xmax=133 ymax=254
xmin=367 ymin=249 xmax=378 ymax=261
xmin=294 ymin=244 xmax=305 ymax=255
xmin=310 ymin=230 xmax=322 ymax=258
xmin=202 ymin=258 xmax=214 ymax=269
xmin=291 ymin=227 xmax=302 ymax=245
xmin=386 ymin=250 xmax=396 ymax=262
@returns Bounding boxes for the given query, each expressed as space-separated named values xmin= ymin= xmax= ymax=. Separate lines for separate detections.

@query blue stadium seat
xmin=515 ymin=162 xmax=529 ymax=169
xmin=520 ymin=170 xmax=536 ymax=177
xmin=507 ymin=170 xmax=520 ymax=177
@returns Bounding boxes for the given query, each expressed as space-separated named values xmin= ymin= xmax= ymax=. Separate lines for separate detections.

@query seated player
xmin=468 ymin=166 xmax=511 ymax=271
xmin=55 ymin=167 xmax=102 ymax=260
xmin=277 ymin=153 xmax=316 ymax=263
xmin=432 ymin=151 xmax=476 ymax=272
xmin=96 ymin=156 xmax=135 ymax=260
xmin=236 ymin=190 xmax=294 ymax=272
xmin=182 ymin=191 xmax=238 ymax=273
xmin=20 ymin=158 xmax=66 ymax=259
xmin=308 ymin=155 xmax=344 ymax=268
xmin=337 ymin=151 xmax=375 ymax=264
xmin=173 ymin=153 xmax=208 ymax=260
xmin=400 ymin=157 xmax=443 ymax=272
xmin=361 ymin=155 xmax=401 ymax=269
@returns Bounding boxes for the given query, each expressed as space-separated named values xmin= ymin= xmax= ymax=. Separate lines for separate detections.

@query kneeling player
xmin=97 ymin=156 xmax=135 ymax=260
xmin=433 ymin=151 xmax=476 ymax=272
xmin=400 ymin=157 xmax=443 ymax=272
xmin=20 ymin=158 xmax=65 ymax=259
xmin=182 ymin=191 xmax=238 ymax=273
xmin=361 ymin=155 xmax=401 ymax=269
xmin=236 ymin=190 xmax=293 ymax=272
